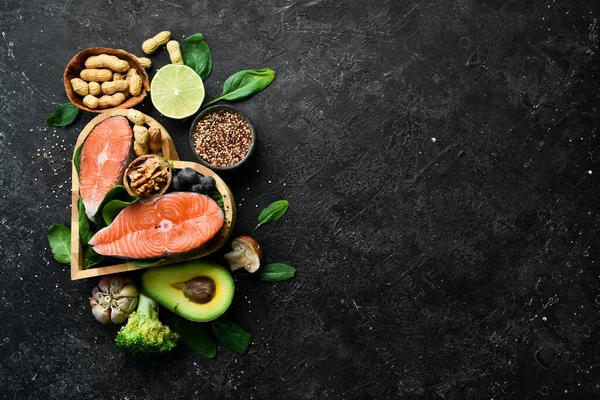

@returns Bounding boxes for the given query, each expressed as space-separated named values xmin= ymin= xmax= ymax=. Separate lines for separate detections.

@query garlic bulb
xmin=89 ymin=275 xmax=139 ymax=324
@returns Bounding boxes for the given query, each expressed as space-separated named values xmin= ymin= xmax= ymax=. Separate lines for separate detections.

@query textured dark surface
xmin=1 ymin=0 xmax=600 ymax=399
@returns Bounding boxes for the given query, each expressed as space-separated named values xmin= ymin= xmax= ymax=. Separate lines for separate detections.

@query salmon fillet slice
xmin=88 ymin=192 xmax=224 ymax=259
xmin=79 ymin=116 xmax=132 ymax=221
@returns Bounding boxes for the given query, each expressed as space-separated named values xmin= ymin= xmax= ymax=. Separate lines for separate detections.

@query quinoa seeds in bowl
xmin=190 ymin=106 xmax=255 ymax=170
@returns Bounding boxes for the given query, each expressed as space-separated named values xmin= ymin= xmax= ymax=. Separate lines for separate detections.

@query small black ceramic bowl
xmin=188 ymin=105 xmax=256 ymax=171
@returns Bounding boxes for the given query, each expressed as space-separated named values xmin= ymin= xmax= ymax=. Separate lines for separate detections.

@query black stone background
xmin=1 ymin=0 xmax=600 ymax=399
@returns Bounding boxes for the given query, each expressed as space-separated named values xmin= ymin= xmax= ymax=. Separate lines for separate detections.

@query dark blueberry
xmin=191 ymin=183 xmax=209 ymax=194
xmin=200 ymin=175 xmax=216 ymax=191
xmin=171 ymin=175 xmax=185 ymax=191
xmin=178 ymin=168 xmax=201 ymax=185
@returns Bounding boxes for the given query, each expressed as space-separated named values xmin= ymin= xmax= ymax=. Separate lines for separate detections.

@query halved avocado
xmin=141 ymin=261 xmax=234 ymax=322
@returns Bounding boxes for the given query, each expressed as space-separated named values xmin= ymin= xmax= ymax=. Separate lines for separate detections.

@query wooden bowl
xmin=63 ymin=47 xmax=150 ymax=113
xmin=123 ymin=154 xmax=172 ymax=199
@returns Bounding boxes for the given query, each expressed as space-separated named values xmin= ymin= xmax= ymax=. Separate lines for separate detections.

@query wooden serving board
xmin=70 ymin=110 xmax=236 ymax=280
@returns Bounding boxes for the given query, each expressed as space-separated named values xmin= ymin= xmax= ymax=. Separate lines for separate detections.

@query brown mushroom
xmin=224 ymin=236 xmax=262 ymax=273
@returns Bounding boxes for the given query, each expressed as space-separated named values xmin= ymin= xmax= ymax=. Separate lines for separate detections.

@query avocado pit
xmin=142 ymin=261 xmax=235 ymax=322
xmin=171 ymin=277 xmax=216 ymax=304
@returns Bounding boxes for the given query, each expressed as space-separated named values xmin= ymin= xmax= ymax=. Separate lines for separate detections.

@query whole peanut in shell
xmin=133 ymin=125 xmax=149 ymax=156
xmin=136 ymin=57 xmax=152 ymax=69
xmin=88 ymin=81 xmax=101 ymax=96
xmin=148 ymin=125 xmax=162 ymax=154
xmin=127 ymin=109 xmax=146 ymax=126
xmin=82 ymin=94 xmax=99 ymax=109
xmin=98 ymin=93 xmax=126 ymax=109
xmin=85 ymin=54 xmax=131 ymax=73
xmin=127 ymin=69 xmax=143 ymax=96
xmin=70 ymin=78 xmax=89 ymax=96
xmin=166 ymin=40 xmax=183 ymax=65
xmin=80 ymin=68 xmax=113 ymax=82
xmin=101 ymin=80 xmax=130 ymax=95
xmin=113 ymin=73 xmax=125 ymax=81
xmin=142 ymin=31 xmax=171 ymax=55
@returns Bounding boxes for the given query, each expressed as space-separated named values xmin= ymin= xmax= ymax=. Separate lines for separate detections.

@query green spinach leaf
xmin=93 ymin=185 xmax=138 ymax=227
xmin=83 ymin=246 xmax=105 ymax=269
xmin=132 ymin=258 xmax=166 ymax=267
xmin=255 ymin=199 xmax=288 ymax=230
xmin=260 ymin=263 xmax=296 ymax=282
xmin=182 ymin=33 xmax=212 ymax=81
xmin=46 ymin=103 xmax=79 ymax=127
xmin=203 ymin=68 xmax=275 ymax=107
xmin=173 ymin=315 xmax=217 ymax=358
xmin=73 ymin=143 xmax=83 ymax=178
xmin=102 ymin=197 xmax=139 ymax=226
xmin=47 ymin=224 xmax=71 ymax=264
xmin=210 ymin=318 xmax=252 ymax=354
xmin=211 ymin=190 xmax=225 ymax=212
xmin=78 ymin=197 xmax=93 ymax=244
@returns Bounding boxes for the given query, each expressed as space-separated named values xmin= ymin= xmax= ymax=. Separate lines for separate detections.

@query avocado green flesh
xmin=141 ymin=261 xmax=234 ymax=322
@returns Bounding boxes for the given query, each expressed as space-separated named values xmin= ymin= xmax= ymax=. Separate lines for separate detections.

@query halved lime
xmin=150 ymin=64 xmax=205 ymax=119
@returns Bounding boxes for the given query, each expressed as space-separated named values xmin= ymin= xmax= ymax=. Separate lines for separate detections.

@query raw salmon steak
xmin=79 ymin=116 xmax=133 ymax=221
xmin=88 ymin=192 xmax=224 ymax=259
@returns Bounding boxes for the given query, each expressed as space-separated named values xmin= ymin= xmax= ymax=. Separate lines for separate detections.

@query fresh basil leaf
xmin=47 ymin=224 xmax=71 ymax=264
xmin=203 ymin=68 xmax=275 ymax=107
xmin=182 ymin=33 xmax=212 ymax=81
xmin=93 ymin=185 xmax=138 ymax=227
xmin=73 ymin=143 xmax=83 ymax=178
xmin=260 ymin=263 xmax=296 ymax=282
xmin=132 ymin=258 xmax=166 ymax=267
xmin=210 ymin=318 xmax=252 ymax=354
xmin=255 ymin=199 xmax=288 ymax=230
xmin=173 ymin=315 xmax=217 ymax=358
xmin=78 ymin=196 xmax=93 ymax=244
xmin=83 ymin=246 xmax=105 ymax=269
xmin=46 ymin=103 xmax=79 ymax=127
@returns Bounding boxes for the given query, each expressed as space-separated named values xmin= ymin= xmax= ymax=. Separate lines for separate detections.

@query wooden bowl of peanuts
xmin=63 ymin=47 xmax=151 ymax=113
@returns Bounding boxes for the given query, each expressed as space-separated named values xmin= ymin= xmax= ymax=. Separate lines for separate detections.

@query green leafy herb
xmin=173 ymin=315 xmax=217 ymax=358
xmin=211 ymin=190 xmax=225 ymax=211
xmin=210 ymin=318 xmax=252 ymax=354
xmin=46 ymin=103 xmax=79 ymax=127
xmin=203 ymin=68 xmax=275 ymax=108
xmin=78 ymin=197 xmax=93 ymax=244
xmin=182 ymin=33 xmax=212 ymax=81
xmin=93 ymin=185 xmax=138 ymax=227
xmin=102 ymin=197 xmax=139 ymax=226
xmin=73 ymin=143 xmax=83 ymax=177
xmin=83 ymin=246 xmax=105 ymax=269
xmin=260 ymin=263 xmax=296 ymax=282
xmin=255 ymin=199 xmax=288 ymax=230
xmin=47 ymin=224 xmax=71 ymax=264
xmin=132 ymin=258 xmax=166 ymax=267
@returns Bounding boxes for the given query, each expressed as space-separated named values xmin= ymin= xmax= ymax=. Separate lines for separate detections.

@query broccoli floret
xmin=115 ymin=293 xmax=179 ymax=356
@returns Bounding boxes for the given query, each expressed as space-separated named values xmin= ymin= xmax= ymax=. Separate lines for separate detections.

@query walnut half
xmin=126 ymin=155 xmax=171 ymax=198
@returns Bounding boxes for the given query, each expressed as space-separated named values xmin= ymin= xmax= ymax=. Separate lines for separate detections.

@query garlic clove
xmin=114 ymin=282 xmax=139 ymax=299
xmin=108 ymin=275 xmax=126 ymax=295
xmin=97 ymin=276 xmax=112 ymax=293
xmin=110 ymin=306 xmax=129 ymax=324
xmin=91 ymin=286 xmax=106 ymax=299
xmin=92 ymin=304 xmax=111 ymax=324
xmin=115 ymin=296 xmax=138 ymax=314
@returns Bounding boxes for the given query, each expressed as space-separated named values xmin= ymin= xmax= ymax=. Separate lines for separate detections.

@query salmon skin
xmin=89 ymin=192 xmax=224 ymax=259
xmin=79 ymin=116 xmax=133 ymax=222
